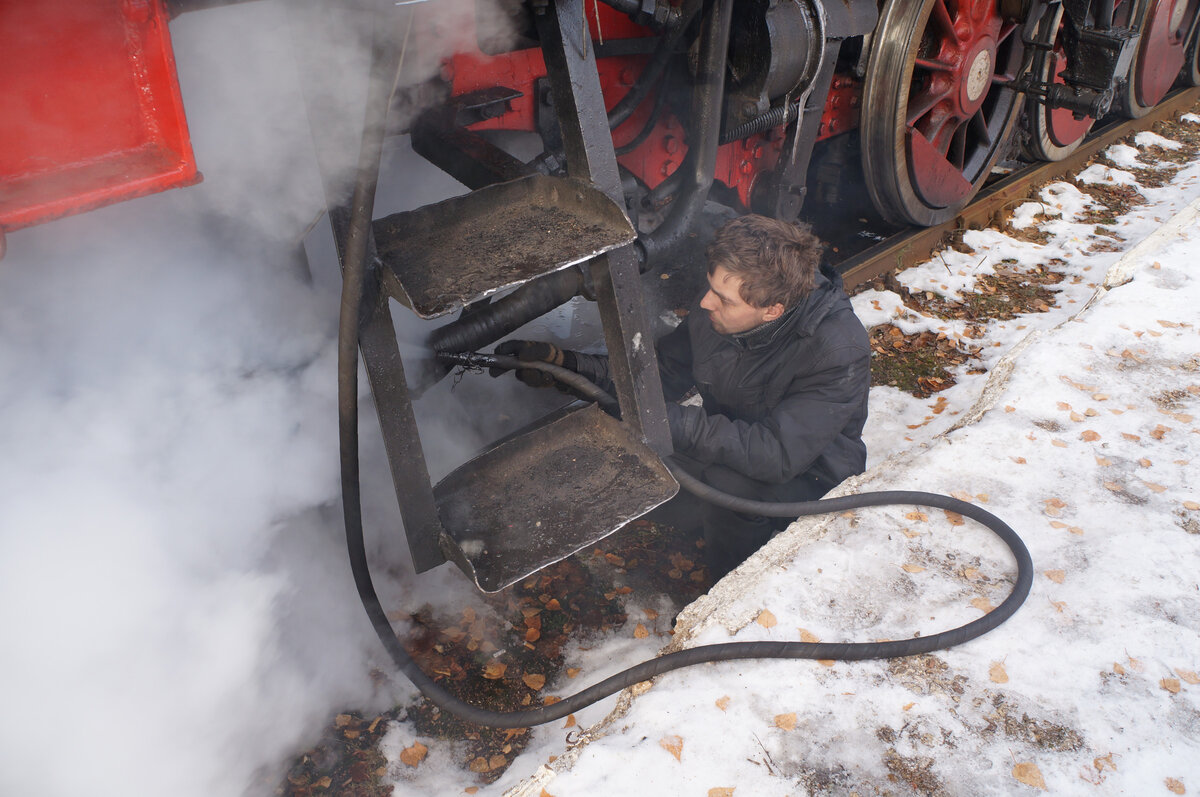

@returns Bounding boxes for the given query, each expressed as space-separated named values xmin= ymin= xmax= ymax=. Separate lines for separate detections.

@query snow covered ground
xmin=381 ymin=130 xmax=1200 ymax=794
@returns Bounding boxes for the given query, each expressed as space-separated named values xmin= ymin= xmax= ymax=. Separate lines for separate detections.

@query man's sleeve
xmin=656 ymin=317 xmax=696 ymax=402
xmin=667 ymin=343 xmax=869 ymax=484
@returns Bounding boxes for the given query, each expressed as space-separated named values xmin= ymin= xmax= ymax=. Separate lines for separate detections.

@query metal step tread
xmin=434 ymin=404 xmax=678 ymax=593
xmin=373 ymin=174 xmax=635 ymax=319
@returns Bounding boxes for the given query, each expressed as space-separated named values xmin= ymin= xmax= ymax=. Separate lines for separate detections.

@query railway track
xmin=837 ymin=87 xmax=1200 ymax=291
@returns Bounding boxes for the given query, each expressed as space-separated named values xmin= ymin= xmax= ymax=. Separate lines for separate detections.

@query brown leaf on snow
xmin=1138 ymin=458 xmax=1153 ymax=467
xmin=951 ymin=489 xmax=973 ymax=502
xmin=563 ymin=714 xmax=576 ymax=728
xmin=1161 ymin=678 xmax=1182 ymax=694
xmin=798 ymin=628 xmax=821 ymax=644
xmin=1056 ymin=402 xmax=1072 ymax=411
xmin=989 ymin=662 xmax=1009 ymax=683
xmin=1093 ymin=753 xmax=1116 ymax=772
xmin=1096 ymin=456 xmax=1113 ymax=466
xmin=482 ymin=661 xmax=507 ymax=680
xmin=1152 ymin=424 xmax=1171 ymax=440
xmin=1176 ymin=669 xmax=1200 ymax=685
xmin=716 ymin=695 xmax=731 ymax=711
xmin=1164 ymin=777 xmax=1185 ymax=795
xmin=757 ymin=609 xmax=778 ymax=628
xmin=1142 ymin=481 xmax=1167 ymax=493
xmin=660 ymin=735 xmax=683 ymax=761
xmin=708 ymin=789 xmax=736 ymax=797
xmin=633 ymin=623 xmax=650 ymax=639
xmin=1080 ymin=430 xmax=1101 ymax=442
xmin=1012 ymin=762 xmax=1046 ymax=789
xmin=1184 ymin=501 xmax=1200 ymax=511
xmin=1044 ymin=570 xmax=1066 ymax=584
xmin=1103 ymin=481 xmax=1124 ymax=492
xmin=523 ymin=673 xmax=546 ymax=691
xmin=944 ymin=510 xmax=964 ymax=526
xmin=971 ymin=597 xmax=995 ymax=613
xmin=566 ymin=667 xmax=581 ymax=679
xmin=1043 ymin=498 xmax=1067 ymax=517
xmin=902 ymin=528 xmax=922 ymax=538
xmin=1122 ymin=432 xmax=1141 ymax=441
xmin=774 ymin=712 xmax=797 ymax=731
xmin=1070 ymin=411 xmax=1084 ymax=422
xmin=906 ymin=511 xmax=929 ymax=522
xmin=399 ymin=741 xmax=428 ymax=768
xmin=1012 ymin=456 xmax=1027 ymax=464
xmin=1051 ymin=439 xmax=1068 ymax=448
xmin=902 ymin=563 xmax=926 ymax=573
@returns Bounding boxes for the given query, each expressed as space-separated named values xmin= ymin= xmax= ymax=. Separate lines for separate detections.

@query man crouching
xmin=497 ymin=214 xmax=871 ymax=579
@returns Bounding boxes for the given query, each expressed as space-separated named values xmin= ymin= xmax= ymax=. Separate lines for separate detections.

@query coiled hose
xmin=338 ymin=8 xmax=1032 ymax=730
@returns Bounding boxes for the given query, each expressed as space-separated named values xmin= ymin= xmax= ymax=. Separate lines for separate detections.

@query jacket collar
xmin=723 ymin=272 xmax=836 ymax=349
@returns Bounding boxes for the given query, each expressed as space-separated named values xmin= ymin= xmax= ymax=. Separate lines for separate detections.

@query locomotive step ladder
xmin=288 ymin=0 xmax=677 ymax=591
xmin=370 ymin=175 xmax=677 ymax=592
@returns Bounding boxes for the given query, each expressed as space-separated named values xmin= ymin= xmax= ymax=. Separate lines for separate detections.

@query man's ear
xmin=761 ymin=302 xmax=785 ymax=323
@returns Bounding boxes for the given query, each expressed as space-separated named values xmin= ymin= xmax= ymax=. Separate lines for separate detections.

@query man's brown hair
xmin=706 ymin=214 xmax=823 ymax=309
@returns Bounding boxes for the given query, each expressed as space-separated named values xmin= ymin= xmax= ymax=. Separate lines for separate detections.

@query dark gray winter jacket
xmin=577 ymin=271 xmax=870 ymax=486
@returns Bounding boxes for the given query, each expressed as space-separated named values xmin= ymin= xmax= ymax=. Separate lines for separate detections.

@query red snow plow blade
xmin=0 ymin=0 xmax=200 ymax=256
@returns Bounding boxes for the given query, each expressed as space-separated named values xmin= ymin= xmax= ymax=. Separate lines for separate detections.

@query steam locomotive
xmin=4 ymin=0 xmax=1197 ymax=591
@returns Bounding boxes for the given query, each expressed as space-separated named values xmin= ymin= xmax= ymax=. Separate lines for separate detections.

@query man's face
xmin=699 ymin=266 xmax=784 ymax=335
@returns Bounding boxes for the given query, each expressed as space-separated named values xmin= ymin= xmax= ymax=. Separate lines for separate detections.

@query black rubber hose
xmin=435 ymin=351 xmax=620 ymax=415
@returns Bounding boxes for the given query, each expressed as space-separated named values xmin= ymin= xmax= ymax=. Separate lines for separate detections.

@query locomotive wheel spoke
xmin=931 ymin=0 xmax=961 ymax=45
xmin=862 ymin=0 xmax=1024 ymax=226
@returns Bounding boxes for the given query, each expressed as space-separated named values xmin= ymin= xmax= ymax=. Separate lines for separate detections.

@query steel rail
xmin=838 ymin=87 xmax=1200 ymax=290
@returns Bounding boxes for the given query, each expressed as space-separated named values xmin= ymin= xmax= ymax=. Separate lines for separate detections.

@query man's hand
xmin=491 ymin=340 xmax=578 ymax=388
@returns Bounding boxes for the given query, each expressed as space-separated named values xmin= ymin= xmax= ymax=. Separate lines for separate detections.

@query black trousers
xmin=654 ymin=454 xmax=836 ymax=580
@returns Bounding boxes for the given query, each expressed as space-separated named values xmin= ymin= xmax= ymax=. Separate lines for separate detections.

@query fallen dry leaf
xmin=468 ymin=757 xmax=491 ymax=773
xmin=1043 ymin=498 xmax=1067 ymax=517
xmin=951 ymin=489 xmax=973 ymax=502
xmin=1103 ymin=481 xmax=1124 ymax=492
xmin=660 ymin=734 xmax=683 ymax=762
xmin=1113 ymin=662 xmax=1126 ymax=675
xmin=1165 ymin=777 xmax=1186 ymax=794
xmin=708 ymin=789 xmax=736 ymax=797
xmin=1182 ymin=501 xmax=1199 ymax=511
xmin=1012 ymin=762 xmax=1046 ymax=790
xmin=1161 ymin=678 xmax=1182 ymax=694
xmin=757 ymin=609 xmax=778 ymax=628
xmin=1122 ymin=432 xmax=1141 ymax=441
xmin=715 ymin=695 xmax=731 ymax=711
xmin=523 ymin=673 xmax=546 ymax=691
xmin=482 ymin=661 xmax=507 ymax=680
xmin=1081 ymin=430 xmax=1101 ymax=442
xmin=1142 ymin=481 xmax=1167 ymax=493
xmin=1175 ymin=669 xmax=1200 ymax=685
xmin=901 ymin=528 xmax=921 ymax=538
xmin=633 ymin=623 xmax=649 ymax=639
xmin=905 ymin=510 xmax=929 ymax=522
xmin=944 ymin=510 xmax=965 ymax=526
xmin=400 ymin=741 xmax=428 ymax=768
xmin=902 ymin=563 xmax=926 ymax=573
xmin=903 ymin=702 xmax=915 ymax=711
xmin=1044 ymin=570 xmax=1066 ymax=584
xmin=1093 ymin=753 xmax=1116 ymax=772
xmin=566 ymin=667 xmax=581 ymax=679
xmin=1070 ymin=411 xmax=1084 ymax=422
xmin=1012 ymin=456 xmax=1027 ymax=464
xmin=798 ymin=629 xmax=821 ymax=644
xmin=563 ymin=714 xmax=576 ymax=728
xmin=1152 ymin=424 xmax=1171 ymax=440
xmin=1096 ymin=456 xmax=1113 ymax=466
xmin=1051 ymin=439 xmax=1068 ymax=448
xmin=774 ymin=712 xmax=797 ymax=731
xmin=971 ymin=597 xmax=995 ymax=613
xmin=989 ymin=662 xmax=1009 ymax=683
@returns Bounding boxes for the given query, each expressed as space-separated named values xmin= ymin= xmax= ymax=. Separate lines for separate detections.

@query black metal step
xmin=373 ymin=174 xmax=636 ymax=318
xmin=434 ymin=404 xmax=678 ymax=593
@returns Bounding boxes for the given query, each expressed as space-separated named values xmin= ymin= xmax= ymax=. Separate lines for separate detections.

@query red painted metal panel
xmin=0 ymin=0 xmax=200 ymax=239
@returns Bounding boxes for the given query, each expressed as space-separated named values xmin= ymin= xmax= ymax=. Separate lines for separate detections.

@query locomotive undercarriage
xmin=293 ymin=0 xmax=1200 ymax=591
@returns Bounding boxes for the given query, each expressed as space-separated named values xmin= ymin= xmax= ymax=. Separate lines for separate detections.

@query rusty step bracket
xmin=373 ymin=174 xmax=636 ymax=318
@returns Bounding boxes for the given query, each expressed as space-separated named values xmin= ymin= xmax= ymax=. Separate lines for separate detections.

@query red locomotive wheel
xmin=1185 ymin=12 xmax=1200 ymax=85
xmin=1123 ymin=0 xmax=1200 ymax=116
xmin=1027 ymin=0 xmax=1135 ymax=161
xmin=862 ymin=0 xmax=1025 ymax=226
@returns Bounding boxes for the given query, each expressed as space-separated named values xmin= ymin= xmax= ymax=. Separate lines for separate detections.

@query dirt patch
xmin=1151 ymin=388 xmax=1191 ymax=412
xmin=1074 ymin=181 xmax=1146 ymax=225
xmin=981 ymin=693 xmax=1085 ymax=752
xmin=869 ymin=326 xmax=980 ymax=397
xmin=884 ymin=749 xmax=946 ymax=794
xmin=887 ymin=655 xmax=968 ymax=702
xmin=279 ymin=710 xmax=395 ymax=797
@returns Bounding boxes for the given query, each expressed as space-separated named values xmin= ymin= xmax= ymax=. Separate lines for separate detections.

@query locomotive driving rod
xmin=338 ymin=4 xmax=1032 ymax=730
